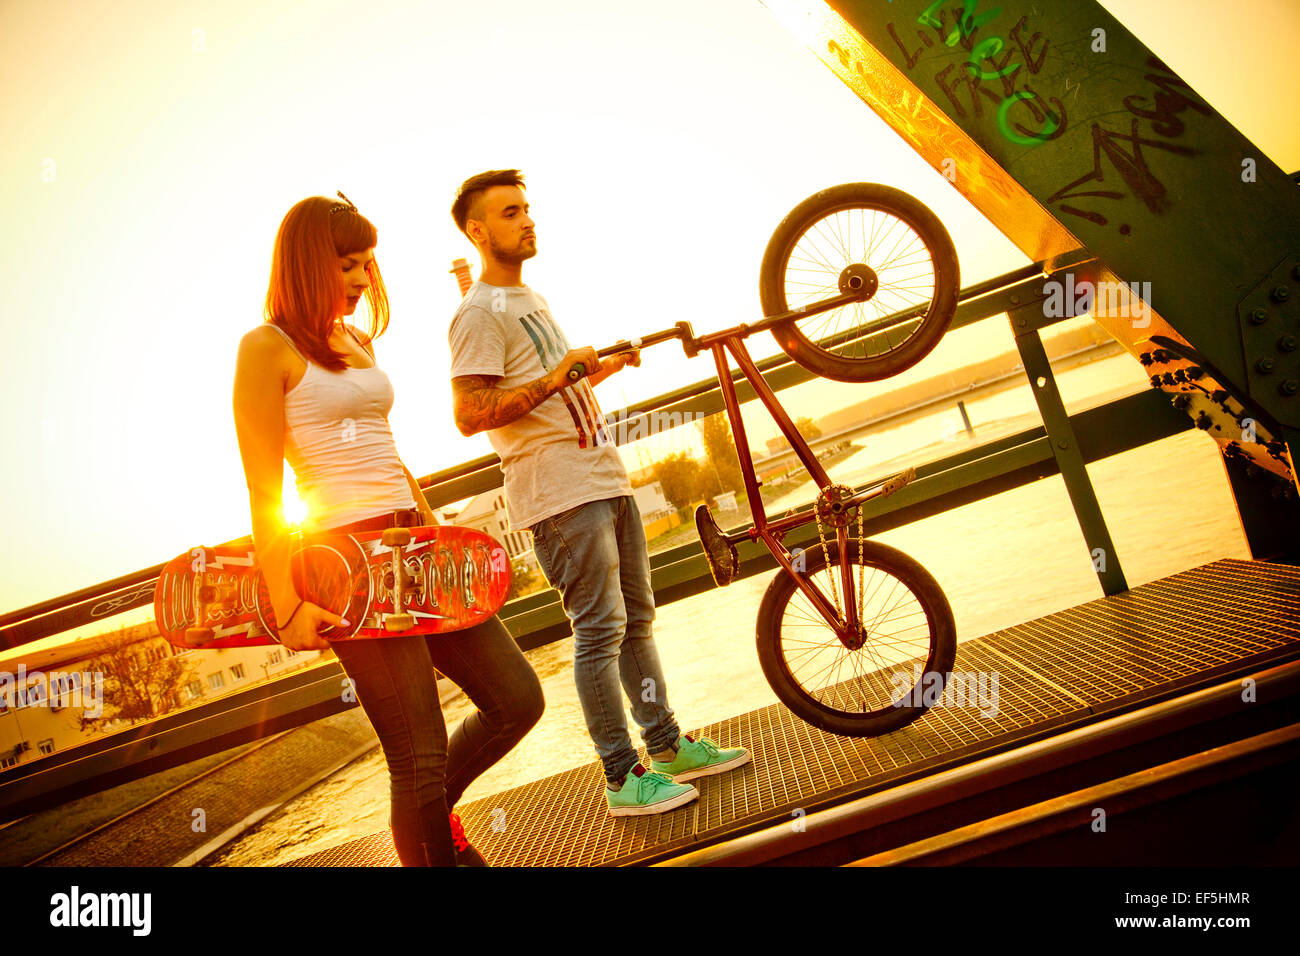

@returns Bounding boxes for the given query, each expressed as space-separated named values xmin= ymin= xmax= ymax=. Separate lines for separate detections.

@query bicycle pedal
xmin=880 ymin=467 xmax=917 ymax=498
xmin=695 ymin=504 xmax=739 ymax=587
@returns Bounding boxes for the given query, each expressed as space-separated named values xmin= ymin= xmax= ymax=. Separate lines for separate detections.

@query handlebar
xmin=561 ymin=285 xmax=872 ymax=382
xmin=570 ymin=336 xmax=647 ymax=381
xmin=565 ymin=323 xmax=695 ymax=382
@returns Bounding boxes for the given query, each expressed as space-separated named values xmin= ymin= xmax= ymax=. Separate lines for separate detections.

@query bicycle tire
xmin=759 ymin=183 xmax=959 ymax=383
xmin=756 ymin=540 xmax=957 ymax=737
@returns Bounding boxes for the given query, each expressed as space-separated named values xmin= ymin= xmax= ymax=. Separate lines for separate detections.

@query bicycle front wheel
xmin=759 ymin=183 xmax=959 ymax=383
xmin=756 ymin=540 xmax=956 ymax=737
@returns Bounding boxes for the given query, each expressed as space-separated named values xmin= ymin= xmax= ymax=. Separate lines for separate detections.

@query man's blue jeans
xmin=531 ymin=495 xmax=680 ymax=786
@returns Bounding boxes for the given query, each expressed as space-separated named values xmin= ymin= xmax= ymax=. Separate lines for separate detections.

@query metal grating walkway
xmin=282 ymin=559 xmax=1300 ymax=867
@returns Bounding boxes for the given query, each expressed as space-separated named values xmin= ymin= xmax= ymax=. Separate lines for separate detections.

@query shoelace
xmin=692 ymin=738 xmax=720 ymax=758
xmin=640 ymin=770 xmax=678 ymax=791
xmin=448 ymin=811 xmax=470 ymax=852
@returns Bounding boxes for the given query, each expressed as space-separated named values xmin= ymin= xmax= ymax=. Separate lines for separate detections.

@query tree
xmin=796 ymin=416 xmax=823 ymax=441
xmin=770 ymin=417 xmax=825 ymax=453
xmin=652 ymin=452 xmax=707 ymax=512
xmin=507 ymin=556 xmax=547 ymax=602
xmin=698 ymin=413 xmax=746 ymax=498
xmin=88 ymin=624 xmax=194 ymax=725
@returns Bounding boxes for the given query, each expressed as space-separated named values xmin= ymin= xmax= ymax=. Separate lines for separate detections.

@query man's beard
xmin=487 ymin=231 xmax=537 ymax=264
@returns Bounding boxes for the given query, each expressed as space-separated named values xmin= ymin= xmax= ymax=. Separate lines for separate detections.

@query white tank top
xmin=266 ymin=323 xmax=415 ymax=530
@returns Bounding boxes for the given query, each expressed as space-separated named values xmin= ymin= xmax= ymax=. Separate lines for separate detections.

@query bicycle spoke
xmin=775 ymin=547 xmax=941 ymax=717
xmin=778 ymin=199 xmax=946 ymax=371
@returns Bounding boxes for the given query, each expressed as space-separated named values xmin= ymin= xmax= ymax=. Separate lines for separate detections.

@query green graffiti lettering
xmin=998 ymin=90 xmax=1059 ymax=145
xmin=947 ymin=0 xmax=1001 ymax=46
xmin=967 ymin=35 xmax=1019 ymax=80
xmin=917 ymin=0 xmax=945 ymax=30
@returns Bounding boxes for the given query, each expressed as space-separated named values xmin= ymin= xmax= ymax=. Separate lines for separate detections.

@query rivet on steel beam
xmin=1256 ymin=358 xmax=1276 ymax=374
xmin=1249 ymin=307 xmax=1268 ymax=325
xmin=1280 ymin=379 xmax=1299 ymax=396
xmin=1056 ymin=439 xmax=1068 ymax=449
xmin=1011 ymin=295 xmax=1020 ymax=305
xmin=1278 ymin=334 xmax=1297 ymax=352
xmin=1016 ymin=317 xmax=1026 ymax=327
xmin=1271 ymin=285 xmax=1290 ymax=302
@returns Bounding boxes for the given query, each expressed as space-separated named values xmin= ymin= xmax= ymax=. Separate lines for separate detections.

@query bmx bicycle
xmin=570 ymin=183 xmax=961 ymax=737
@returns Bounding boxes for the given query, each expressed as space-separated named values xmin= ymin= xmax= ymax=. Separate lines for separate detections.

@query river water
xmin=212 ymin=351 xmax=1252 ymax=865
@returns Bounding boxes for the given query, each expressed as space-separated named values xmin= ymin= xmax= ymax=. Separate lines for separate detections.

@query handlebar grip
xmin=567 ymin=363 xmax=586 ymax=382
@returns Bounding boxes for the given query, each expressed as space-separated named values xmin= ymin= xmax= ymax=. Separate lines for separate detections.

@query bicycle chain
xmin=812 ymin=485 xmax=869 ymax=645
xmin=813 ymin=506 xmax=842 ymax=626
xmin=856 ymin=503 xmax=866 ymax=643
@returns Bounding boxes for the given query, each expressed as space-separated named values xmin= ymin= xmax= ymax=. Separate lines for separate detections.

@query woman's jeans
xmin=531 ymin=495 xmax=680 ymax=786
xmin=331 ymin=616 xmax=544 ymax=866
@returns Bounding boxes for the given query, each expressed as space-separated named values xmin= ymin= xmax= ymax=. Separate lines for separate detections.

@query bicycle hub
xmin=839 ymin=264 xmax=878 ymax=301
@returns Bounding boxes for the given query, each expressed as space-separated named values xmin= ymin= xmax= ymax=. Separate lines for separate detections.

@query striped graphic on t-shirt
xmin=517 ymin=309 xmax=611 ymax=448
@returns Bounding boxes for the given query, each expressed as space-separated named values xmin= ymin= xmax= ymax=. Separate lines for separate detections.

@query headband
xmin=330 ymin=190 xmax=358 ymax=216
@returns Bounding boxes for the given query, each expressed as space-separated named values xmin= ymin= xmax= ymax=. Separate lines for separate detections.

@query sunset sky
xmin=3 ymin=0 xmax=1299 ymax=642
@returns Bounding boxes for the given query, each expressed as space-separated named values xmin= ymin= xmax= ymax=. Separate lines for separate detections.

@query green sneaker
xmin=606 ymin=765 xmax=699 ymax=817
xmin=651 ymin=735 xmax=751 ymax=783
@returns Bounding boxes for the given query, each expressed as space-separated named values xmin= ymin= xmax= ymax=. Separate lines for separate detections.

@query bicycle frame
xmin=706 ymin=330 xmax=920 ymax=644
xmin=593 ymin=289 xmax=914 ymax=645
xmin=708 ymin=332 xmax=863 ymax=638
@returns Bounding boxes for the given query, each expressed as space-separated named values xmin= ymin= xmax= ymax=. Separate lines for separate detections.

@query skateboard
xmin=153 ymin=525 xmax=511 ymax=649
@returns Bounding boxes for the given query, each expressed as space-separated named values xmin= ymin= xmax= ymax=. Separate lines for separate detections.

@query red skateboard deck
xmin=153 ymin=525 xmax=511 ymax=649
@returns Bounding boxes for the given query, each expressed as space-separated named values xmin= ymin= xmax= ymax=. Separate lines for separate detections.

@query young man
xmin=447 ymin=169 xmax=750 ymax=816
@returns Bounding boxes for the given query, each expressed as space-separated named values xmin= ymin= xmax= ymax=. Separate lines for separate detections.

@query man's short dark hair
xmin=452 ymin=169 xmax=526 ymax=236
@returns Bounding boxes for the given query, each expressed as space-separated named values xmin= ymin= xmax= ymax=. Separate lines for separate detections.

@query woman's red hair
xmin=264 ymin=197 xmax=391 ymax=370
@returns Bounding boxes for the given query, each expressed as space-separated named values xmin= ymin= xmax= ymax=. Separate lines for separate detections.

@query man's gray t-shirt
xmin=449 ymin=281 xmax=632 ymax=530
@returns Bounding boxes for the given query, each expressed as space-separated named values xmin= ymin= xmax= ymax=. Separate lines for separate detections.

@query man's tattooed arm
xmin=451 ymin=346 xmax=601 ymax=435
xmin=451 ymin=373 xmax=559 ymax=435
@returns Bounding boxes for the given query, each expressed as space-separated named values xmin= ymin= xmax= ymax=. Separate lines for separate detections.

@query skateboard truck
xmin=381 ymin=527 xmax=417 ymax=632
xmin=185 ymin=627 xmax=217 ymax=646
xmin=186 ymin=573 xmax=237 ymax=646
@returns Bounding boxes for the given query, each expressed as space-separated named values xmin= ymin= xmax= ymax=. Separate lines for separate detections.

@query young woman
xmin=233 ymin=192 xmax=543 ymax=866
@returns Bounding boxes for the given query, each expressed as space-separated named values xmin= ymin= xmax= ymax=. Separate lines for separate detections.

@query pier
xmin=283 ymin=560 xmax=1300 ymax=866
xmin=4 ymin=0 xmax=1300 ymax=870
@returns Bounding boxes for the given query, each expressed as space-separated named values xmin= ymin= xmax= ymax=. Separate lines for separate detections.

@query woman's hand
xmin=275 ymin=601 xmax=348 ymax=651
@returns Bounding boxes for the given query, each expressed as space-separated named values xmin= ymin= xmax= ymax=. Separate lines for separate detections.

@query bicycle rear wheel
xmin=756 ymin=540 xmax=956 ymax=737
xmin=759 ymin=183 xmax=959 ymax=383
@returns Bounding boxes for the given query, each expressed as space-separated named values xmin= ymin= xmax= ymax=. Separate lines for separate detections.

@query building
xmin=451 ymin=491 xmax=535 ymax=567
xmin=632 ymin=482 xmax=673 ymax=522
xmin=0 ymin=622 xmax=323 ymax=770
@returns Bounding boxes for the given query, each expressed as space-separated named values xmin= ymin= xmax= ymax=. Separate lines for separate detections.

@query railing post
xmin=1011 ymin=312 xmax=1127 ymax=595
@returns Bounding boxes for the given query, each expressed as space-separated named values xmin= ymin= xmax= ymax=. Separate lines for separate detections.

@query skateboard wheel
xmin=185 ymin=627 xmax=215 ymax=646
xmin=382 ymin=527 xmax=412 ymax=547
xmin=384 ymin=613 xmax=415 ymax=632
